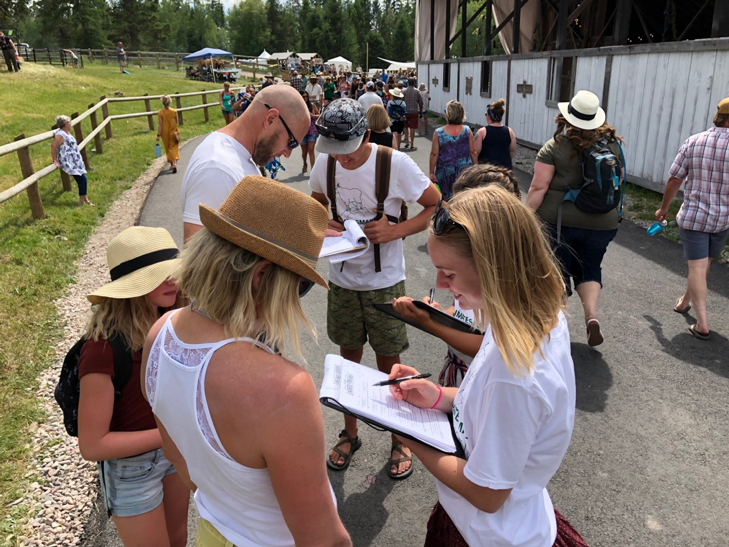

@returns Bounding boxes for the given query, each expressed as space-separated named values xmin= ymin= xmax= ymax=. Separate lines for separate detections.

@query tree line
xmin=12 ymin=0 xmax=417 ymax=70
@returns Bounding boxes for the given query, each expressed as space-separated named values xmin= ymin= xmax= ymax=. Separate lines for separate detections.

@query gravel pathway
xmin=15 ymin=150 xmax=178 ymax=547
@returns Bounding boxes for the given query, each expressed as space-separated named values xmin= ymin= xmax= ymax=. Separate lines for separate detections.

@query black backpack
xmin=55 ymin=333 xmax=134 ymax=437
xmin=389 ymin=100 xmax=406 ymax=123
xmin=556 ymin=137 xmax=626 ymax=242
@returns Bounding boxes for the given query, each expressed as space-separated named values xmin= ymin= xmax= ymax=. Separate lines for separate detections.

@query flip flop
xmin=688 ymin=324 xmax=710 ymax=340
xmin=674 ymin=298 xmax=691 ymax=314
xmin=327 ymin=430 xmax=361 ymax=471
xmin=387 ymin=441 xmax=414 ymax=480
xmin=586 ymin=318 xmax=604 ymax=347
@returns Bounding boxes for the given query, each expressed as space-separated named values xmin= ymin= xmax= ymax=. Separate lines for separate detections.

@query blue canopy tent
xmin=182 ymin=48 xmax=234 ymax=83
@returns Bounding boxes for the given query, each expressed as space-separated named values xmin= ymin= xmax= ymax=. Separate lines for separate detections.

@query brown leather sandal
xmin=387 ymin=441 xmax=414 ymax=480
xmin=327 ymin=430 xmax=361 ymax=471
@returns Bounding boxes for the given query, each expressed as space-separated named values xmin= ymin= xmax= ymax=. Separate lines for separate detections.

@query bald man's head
xmin=242 ymin=85 xmax=311 ymax=165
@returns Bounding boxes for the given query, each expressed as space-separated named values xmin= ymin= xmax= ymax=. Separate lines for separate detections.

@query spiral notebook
xmin=319 ymin=220 xmax=369 ymax=263
xmin=319 ymin=354 xmax=463 ymax=456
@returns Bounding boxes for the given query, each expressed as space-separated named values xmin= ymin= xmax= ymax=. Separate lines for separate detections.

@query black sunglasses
xmin=432 ymin=198 xmax=465 ymax=235
xmin=264 ymin=103 xmax=299 ymax=150
xmin=315 ymin=116 xmax=367 ymax=141
xmin=299 ymin=277 xmax=315 ymax=298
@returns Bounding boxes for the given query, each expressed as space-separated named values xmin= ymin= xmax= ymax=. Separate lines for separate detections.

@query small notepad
xmin=319 ymin=220 xmax=369 ymax=263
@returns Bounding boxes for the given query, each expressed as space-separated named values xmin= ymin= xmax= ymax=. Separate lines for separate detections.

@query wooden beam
xmin=430 ymin=0 xmax=435 ymax=60
xmin=513 ymin=0 xmax=522 ymax=53
xmin=461 ymin=0 xmax=467 ymax=57
xmin=488 ymin=0 xmax=531 ymax=45
xmin=556 ymin=0 xmax=568 ymax=50
xmin=449 ymin=0 xmax=490 ymax=47
xmin=633 ymin=1 xmax=653 ymax=43
xmin=713 ymin=0 xmax=729 ymax=37
xmin=446 ymin=0 xmax=451 ymax=59
xmin=485 ymin=0 xmax=493 ymax=56
xmin=678 ymin=0 xmax=712 ymax=41
xmin=613 ymin=0 xmax=632 ymax=45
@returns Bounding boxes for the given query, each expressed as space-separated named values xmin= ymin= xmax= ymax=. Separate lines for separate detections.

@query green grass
xmin=622 ymin=182 xmax=682 ymax=242
xmin=0 ymin=62 xmax=256 ymax=542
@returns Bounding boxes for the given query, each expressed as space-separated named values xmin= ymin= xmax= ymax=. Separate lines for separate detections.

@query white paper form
xmin=320 ymin=355 xmax=456 ymax=453
xmin=319 ymin=220 xmax=369 ymax=263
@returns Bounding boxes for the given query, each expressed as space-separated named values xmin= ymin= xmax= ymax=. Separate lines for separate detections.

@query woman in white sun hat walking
xmin=526 ymin=90 xmax=625 ymax=347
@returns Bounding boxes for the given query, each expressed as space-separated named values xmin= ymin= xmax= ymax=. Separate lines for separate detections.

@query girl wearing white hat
xmin=526 ymin=90 xmax=625 ymax=347
xmin=77 ymin=226 xmax=189 ymax=547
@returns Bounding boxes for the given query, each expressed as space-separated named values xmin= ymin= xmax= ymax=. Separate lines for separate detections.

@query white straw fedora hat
xmin=389 ymin=88 xmax=404 ymax=99
xmin=199 ymin=175 xmax=329 ymax=288
xmin=88 ymin=227 xmax=180 ymax=304
xmin=558 ymin=90 xmax=606 ymax=131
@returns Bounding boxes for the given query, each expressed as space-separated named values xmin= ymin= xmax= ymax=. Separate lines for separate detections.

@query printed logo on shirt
xmin=453 ymin=309 xmax=474 ymax=326
xmin=337 ymin=185 xmax=371 ymax=217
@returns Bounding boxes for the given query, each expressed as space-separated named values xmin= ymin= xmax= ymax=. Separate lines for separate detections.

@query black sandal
xmin=327 ymin=430 xmax=361 ymax=471
xmin=387 ymin=441 xmax=414 ymax=480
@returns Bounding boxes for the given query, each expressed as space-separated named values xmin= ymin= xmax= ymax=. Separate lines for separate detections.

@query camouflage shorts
xmin=327 ymin=280 xmax=409 ymax=356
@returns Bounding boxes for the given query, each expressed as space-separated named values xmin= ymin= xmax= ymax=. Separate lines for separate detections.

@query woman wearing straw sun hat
xmin=526 ymin=90 xmax=625 ymax=348
xmin=77 ymin=226 xmax=190 ymax=547
xmin=140 ymin=175 xmax=351 ymax=547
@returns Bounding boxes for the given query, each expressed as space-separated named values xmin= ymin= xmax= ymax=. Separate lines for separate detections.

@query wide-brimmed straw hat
xmin=88 ymin=227 xmax=180 ymax=304
xmin=558 ymin=90 xmax=606 ymax=131
xmin=199 ymin=175 xmax=329 ymax=288
xmin=389 ymin=88 xmax=404 ymax=98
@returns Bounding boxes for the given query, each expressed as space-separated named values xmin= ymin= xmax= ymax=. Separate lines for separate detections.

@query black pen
xmin=428 ymin=287 xmax=435 ymax=305
xmin=373 ymin=373 xmax=431 ymax=387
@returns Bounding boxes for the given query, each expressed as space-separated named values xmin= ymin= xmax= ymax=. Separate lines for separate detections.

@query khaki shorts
xmin=328 ymin=281 xmax=409 ymax=356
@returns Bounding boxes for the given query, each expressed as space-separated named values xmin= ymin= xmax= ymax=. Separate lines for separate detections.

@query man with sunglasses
xmin=181 ymin=85 xmax=311 ymax=243
xmin=309 ymin=98 xmax=440 ymax=480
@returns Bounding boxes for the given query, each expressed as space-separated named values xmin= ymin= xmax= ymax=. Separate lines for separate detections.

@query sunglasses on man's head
xmin=264 ymin=103 xmax=299 ymax=150
xmin=299 ymin=277 xmax=315 ymax=298
xmin=315 ymin=116 xmax=367 ymax=141
xmin=432 ymin=198 xmax=466 ymax=235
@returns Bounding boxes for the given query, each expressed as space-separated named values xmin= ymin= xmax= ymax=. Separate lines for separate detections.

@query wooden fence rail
xmin=0 ymin=88 xmax=243 ymax=219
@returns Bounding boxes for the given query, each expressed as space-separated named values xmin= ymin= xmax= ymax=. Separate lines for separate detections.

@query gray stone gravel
xmin=14 ymin=150 xmax=175 ymax=547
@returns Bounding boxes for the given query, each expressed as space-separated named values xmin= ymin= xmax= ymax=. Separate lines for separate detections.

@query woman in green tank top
xmin=219 ymin=82 xmax=235 ymax=126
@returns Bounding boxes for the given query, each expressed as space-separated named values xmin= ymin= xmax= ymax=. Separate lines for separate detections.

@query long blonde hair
xmin=172 ymin=230 xmax=315 ymax=358
xmin=431 ymin=186 xmax=565 ymax=374
xmin=85 ymin=294 xmax=185 ymax=352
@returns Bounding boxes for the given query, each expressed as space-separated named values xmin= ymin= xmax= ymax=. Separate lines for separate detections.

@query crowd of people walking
xmin=51 ymin=52 xmax=728 ymax=546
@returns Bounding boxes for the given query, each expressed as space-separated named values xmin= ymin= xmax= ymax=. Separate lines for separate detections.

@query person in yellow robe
xmin=156 ymin=95 xmax=180 ymax=173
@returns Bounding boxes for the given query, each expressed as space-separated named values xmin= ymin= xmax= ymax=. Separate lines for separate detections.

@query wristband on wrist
xmin=430 ymin=384 xmax=443 ymax=409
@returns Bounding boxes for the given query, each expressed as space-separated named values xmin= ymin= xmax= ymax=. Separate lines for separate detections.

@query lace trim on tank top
xmin=147 ymin=315 xmax=273 ymax=461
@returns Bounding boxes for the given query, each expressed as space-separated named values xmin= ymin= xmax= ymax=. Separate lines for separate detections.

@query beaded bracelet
xmin=430 ymin=385 xmax=443 ymax=409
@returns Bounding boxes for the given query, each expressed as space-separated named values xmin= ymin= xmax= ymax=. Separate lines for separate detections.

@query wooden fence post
xmin=103 ymin=48 xmax=108 ymax=64
xmin=136 ymin=51 xmax=140 ymax=68
xmin=89 ymin=103 xmax=103 ymax=154
xmin=175 ymin=93 xmax=184 ymax=125
xmin=100 ymin=96 xmax=112 ymax=140
xmin=71 ymin=112 xmax=90 ymax=170
xmin=201 ymin=90 xmax=209 ymax=122
xmin=15 ymin=134 xmax=45 ymax=220
xmin=157 ymin=52 xmax=161 ymax=69
xmin=175 ymin=53 xmax=179 ymax=72
xmin=88 ymin=48 xmax=93 ymax=62
xmin=144 ymin=93 xmax=155 ymax=130
xmin=46 ymin=48 xmax=51 ymax=64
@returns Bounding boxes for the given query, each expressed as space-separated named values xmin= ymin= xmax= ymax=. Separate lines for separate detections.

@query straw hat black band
xmin=216 ymin=212 xmax=319 ymax=266
xmin=110 ymin=248 xmax=179 ymax=281
xmin=568 ymin=103 xmax=595 ymax=121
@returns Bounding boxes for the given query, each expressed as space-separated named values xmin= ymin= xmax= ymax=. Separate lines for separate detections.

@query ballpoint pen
xmin=373 ymin=373 xmax=431 ymax=387
xmin=428 ymin=287 xmax=435 ymax=305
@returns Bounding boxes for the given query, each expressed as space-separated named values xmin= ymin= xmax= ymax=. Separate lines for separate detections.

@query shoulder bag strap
xmin=326 ymin=156 xmax=338 ymax=221
xmin=373 ymin=146 xmax=395 ymax=273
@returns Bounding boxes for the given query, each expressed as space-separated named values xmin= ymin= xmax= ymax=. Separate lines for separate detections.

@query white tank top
xmin=146 ymin=310 xmax=334 ymax=546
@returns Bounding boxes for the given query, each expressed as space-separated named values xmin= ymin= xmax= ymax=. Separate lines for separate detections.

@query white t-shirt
xmin=447 ymin=299 xmax=477 ymax=364
xmin=438 ymin=311 xmax=575 ymax=547
xmin=309 ymin=144 xmax=430 ymax=291
xmin=180 ymin=132 xmax=260 ymax=226
xmin=305 ymin=82 xmax=322 ymax=100
xmin=358 ymin=92 xmax=384 ymax=112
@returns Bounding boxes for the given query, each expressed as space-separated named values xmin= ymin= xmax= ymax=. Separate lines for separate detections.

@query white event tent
xmin=326 ymin=56 xmax=352 ymax=71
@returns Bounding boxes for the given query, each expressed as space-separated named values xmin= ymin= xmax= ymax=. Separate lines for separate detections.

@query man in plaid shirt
xmin=656 ymin=97 xmax=729 ymax=340
xmin=290 ymin=71 xmax=304 ymax=93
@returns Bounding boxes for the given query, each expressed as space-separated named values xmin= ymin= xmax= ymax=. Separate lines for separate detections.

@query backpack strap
xmin=616 ymin=141 xmax=627 ymax=221
xmin=107 ymin=333 xmax=134 ymax=400
xmin=326 ymin=155 xmax=339 ymax=221
xmin=374 ymin=146 xmax=394 ymax=273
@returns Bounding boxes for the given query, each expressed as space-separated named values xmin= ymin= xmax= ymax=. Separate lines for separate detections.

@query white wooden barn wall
xmin=418 ymin=48 xmax=729 ymax=193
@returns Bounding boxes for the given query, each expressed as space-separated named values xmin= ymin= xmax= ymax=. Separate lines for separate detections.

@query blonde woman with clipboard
xmin=389 ymin=185 xmax=585 ymax=547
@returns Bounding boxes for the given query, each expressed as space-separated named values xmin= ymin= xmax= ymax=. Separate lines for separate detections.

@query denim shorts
xmin=301 ymin=133 xmax=318 ymax=145
xmin=98 ymin=448 xmax=176 ymax=517
xmin=547 ymin=224 xmax=617 ymax=296
xmin=679 ymin=227 xmax=729 ymax=260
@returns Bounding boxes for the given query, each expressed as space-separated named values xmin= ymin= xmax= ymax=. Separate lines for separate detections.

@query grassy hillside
xmin=0 ymin=61 xmax=254 ymax=541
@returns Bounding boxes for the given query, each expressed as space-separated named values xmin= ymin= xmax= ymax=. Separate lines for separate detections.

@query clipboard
xmin=374 ymin=301 xmax=482 ymax=336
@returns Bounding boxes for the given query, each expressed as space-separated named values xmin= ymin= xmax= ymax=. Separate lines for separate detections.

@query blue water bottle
xmin=647 ymin=220 xmax=667 ymax=236
xmin=155 ymin=143 xmax=161 ymax=158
